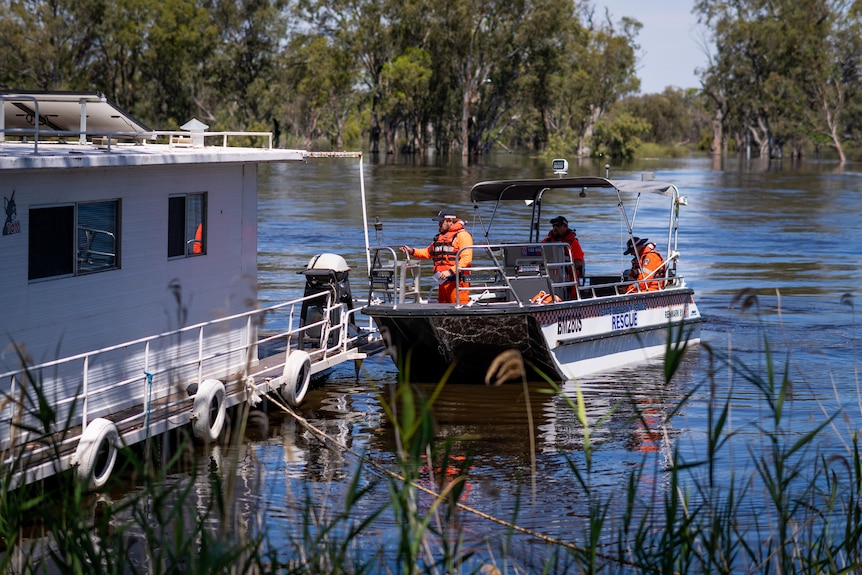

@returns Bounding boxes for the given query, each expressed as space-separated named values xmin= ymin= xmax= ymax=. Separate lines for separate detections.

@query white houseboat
xmin=0 ymin=91 xmax=378 ymax=489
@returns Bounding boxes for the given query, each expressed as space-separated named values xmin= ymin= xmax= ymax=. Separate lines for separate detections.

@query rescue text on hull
xmin=361 ymin=161 xmax=703 ymax=383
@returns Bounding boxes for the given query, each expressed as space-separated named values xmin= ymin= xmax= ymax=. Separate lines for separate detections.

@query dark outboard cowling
xmin=298 ymin=253 xmax=354 ymax=349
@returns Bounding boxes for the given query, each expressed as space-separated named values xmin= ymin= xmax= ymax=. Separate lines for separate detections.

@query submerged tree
xmin=695 ymin=0 xmax=862 ymax=163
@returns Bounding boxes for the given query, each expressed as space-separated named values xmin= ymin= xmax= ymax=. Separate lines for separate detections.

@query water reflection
xmin=178 ymin=350 xmax=699 ymax=561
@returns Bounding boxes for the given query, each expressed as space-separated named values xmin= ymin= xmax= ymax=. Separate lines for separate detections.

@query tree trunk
xmin=461 ymin=86 xmax=471 ymax=160
xmin=710 ymin=108 xmax=723 ymax=156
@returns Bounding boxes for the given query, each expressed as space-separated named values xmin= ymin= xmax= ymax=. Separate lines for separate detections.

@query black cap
xmin=432 ymin=208 xmax=457 ymax=222
xmin=549 ymin=216 xmax=568 ymax=225
xmin=624 ymin=237 xmax=649 ymax=255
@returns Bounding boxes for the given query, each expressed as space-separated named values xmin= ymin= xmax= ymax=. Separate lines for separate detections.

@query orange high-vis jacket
xmin=412 ymin=221 xmax=473 ymax=274
xmin=413 ymin=221 xmax=473 ymax=303
xmin=626 ymin=244 xmax=664 ymax=293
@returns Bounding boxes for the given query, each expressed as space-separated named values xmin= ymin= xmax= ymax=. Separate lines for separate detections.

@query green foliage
xmin=695 ymin=0 xmax=862 ymax=163
xmin=590 ymin=111 xmax=650 ymax=160
xmin=619 ymin=87 xmax=710 ymax=146
xmin=7 ymin=0 xmax=862 ymax=159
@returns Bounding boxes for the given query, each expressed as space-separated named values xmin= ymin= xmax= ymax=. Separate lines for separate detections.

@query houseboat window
xmin=29 ymin=205 xmax=74 ymax=280
xmin=168 ymin=193 xmax=206 ymax=258
xmin=78 ymin=201 xmax=120 ymax=274
xmin=28 ymin=200 xmax=120 ymax=281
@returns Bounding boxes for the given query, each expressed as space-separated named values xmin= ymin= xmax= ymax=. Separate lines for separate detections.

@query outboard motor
xmin=298 ymin=253 xmax=355 ymax=349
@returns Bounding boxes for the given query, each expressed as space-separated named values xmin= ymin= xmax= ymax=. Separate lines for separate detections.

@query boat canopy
xmin=469 ymin=176 xmax=678 ymax=203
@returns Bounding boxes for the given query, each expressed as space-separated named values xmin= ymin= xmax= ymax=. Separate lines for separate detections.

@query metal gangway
xmin=0 ymin=290 xmax=381 ymax=489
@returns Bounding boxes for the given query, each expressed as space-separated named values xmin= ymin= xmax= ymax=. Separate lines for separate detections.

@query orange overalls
xmin=626 ymin=244 xmax=664 ymax=293
xmin=413 ymin=221 xmax=473 ymax=304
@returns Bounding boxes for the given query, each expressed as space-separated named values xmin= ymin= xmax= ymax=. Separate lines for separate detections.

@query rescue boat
xmin=363 ymin=161 xmax=702 ymax=383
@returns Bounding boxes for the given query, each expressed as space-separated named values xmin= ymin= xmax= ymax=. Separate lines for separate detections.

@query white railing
xmin=367 ymin=242 xmax=688 ymax=307
xmin=0 ymin=93 xmax=277 ymax=152
xmin=0 ymin=290 xmax=379 ymax=477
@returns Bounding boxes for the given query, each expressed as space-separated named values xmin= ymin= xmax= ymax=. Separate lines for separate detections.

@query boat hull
xmin=366 ymin=288 xmax=702 ymax=383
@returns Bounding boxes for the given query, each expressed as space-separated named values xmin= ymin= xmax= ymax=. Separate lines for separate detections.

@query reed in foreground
xmin=1 ymin=291 xmax=859 ymax=574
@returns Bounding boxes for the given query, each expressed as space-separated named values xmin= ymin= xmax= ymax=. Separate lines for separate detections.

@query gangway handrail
xmin=0 ymin=288 xmax=378 ymax=456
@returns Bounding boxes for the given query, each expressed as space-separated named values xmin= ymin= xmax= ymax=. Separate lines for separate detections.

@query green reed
xmin=0 ymin=360 xmax=277 ymax=574
xmin=1 ymin=290 xmax=861 ymax=574
xmin=475 ymin=290 xmax=862 ymax=574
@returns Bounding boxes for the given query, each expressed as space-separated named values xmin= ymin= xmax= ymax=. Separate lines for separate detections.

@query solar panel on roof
xmin=0 ymin=90 xmax=151 ymax=136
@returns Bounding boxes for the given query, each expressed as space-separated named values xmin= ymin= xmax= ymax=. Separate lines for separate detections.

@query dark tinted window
xmin=29 ymin=205 xmax=74 ymax=280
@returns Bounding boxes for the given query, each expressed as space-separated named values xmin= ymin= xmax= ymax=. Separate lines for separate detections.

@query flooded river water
xmin=163 ymin=154 xmax=862 ymax=569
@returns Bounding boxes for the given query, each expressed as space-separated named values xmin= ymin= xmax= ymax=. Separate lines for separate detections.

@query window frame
xmin=28 ymin=199 xmax=121 ymax=282
xmin=168 ymin=192 xmax=207 ymax=259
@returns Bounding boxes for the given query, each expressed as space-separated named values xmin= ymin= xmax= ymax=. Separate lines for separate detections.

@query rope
xmin=257 ymin=385 xmax=653 ymax=571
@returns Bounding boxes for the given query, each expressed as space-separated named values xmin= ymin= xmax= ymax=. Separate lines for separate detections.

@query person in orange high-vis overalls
xmin=401 ymin=208 xmax=473 ymax=304
xmin=624 ymin=237 xmax=665 ymax=293
xmin=542 ymin=215 xmax=585 ymax=280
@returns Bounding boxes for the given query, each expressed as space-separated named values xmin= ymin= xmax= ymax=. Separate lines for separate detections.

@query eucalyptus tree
xmin=468 ymin=0 xmax=577 ymax=155
xmin=78 ymin=0 xmax=153 ymax=113
xmin=793 ymin=0 xmax=862 ymax=164
xmin=696 ymin=0 xmax=862 ymax=162
xmin=379 ymin=47 xmax=433 ymax=153
xmin=134 ymin=0 xmax=218 ymax=127
xmin=82 ymin=0 xmax=217 ymax=127
xmin=281 ymin=34 xmax=359 ymax=148
xmin=696 ymin=0 xmax=791 ymax=158
xmin=545 ymin=8 xmax=640 ymax=157
xmin=0 ymin=0 xmax=97 ymax=90
xmin=292 ymin=0 xmax=397 ymax=153
xmin=620 ymin=88 xmax=709 ymax=147
xmin=203 ymin=0 xmax=291 ymax=131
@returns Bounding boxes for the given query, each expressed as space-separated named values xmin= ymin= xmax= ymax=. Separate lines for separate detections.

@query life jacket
xmin=429 ymin=221 xmax=472 ymax=272
xmin=530 ymin=290 xmax=561 ymax=304
xmin=193 ymin=222 xmax=203 ymax=254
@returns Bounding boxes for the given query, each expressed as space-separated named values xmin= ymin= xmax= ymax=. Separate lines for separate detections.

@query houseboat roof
xmin=0 ymin=141 xmax=307 ymax=170
xmin=0 ymin=90 xmax=307 ymax=170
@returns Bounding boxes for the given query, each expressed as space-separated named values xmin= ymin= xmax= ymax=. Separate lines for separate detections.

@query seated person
xmin=623 ymin=237 xmax=664 ymax=292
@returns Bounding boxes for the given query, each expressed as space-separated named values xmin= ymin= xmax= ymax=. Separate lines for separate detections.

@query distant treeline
xmin=1 ymin=0 xmax=860 ymax=162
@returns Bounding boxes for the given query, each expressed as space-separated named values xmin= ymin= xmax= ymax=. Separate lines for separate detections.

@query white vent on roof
xmin=180 ymin=118 xmax=209 ymax=146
